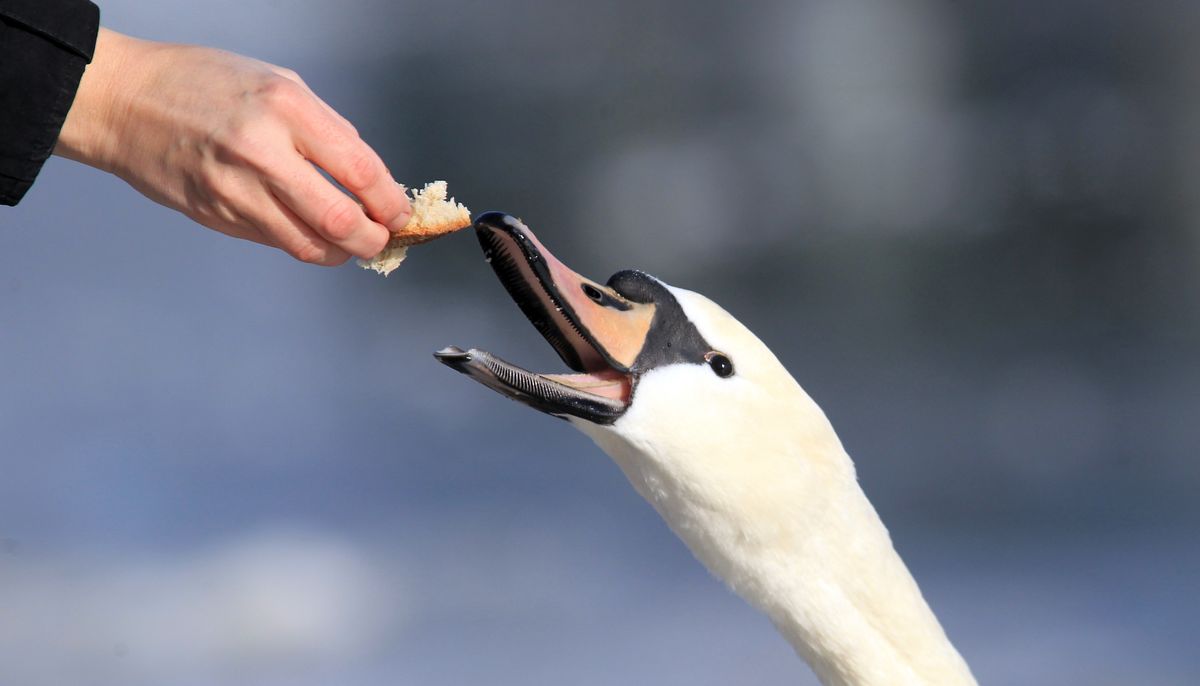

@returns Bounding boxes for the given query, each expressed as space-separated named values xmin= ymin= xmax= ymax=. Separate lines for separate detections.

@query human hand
xmin=55 ymin=29 xmax=410 ymax=266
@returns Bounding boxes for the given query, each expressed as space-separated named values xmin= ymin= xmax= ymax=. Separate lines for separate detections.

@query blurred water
xmin=2 ymin=1 xmax=1198 ymax=684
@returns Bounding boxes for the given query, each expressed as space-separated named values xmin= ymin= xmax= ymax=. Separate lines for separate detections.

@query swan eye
xmin=705 ymin=352 xmax=734 ymax=378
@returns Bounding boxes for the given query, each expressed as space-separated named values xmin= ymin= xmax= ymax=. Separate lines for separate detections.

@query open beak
xmin=434 ymin=212 xmax=656 ymax=424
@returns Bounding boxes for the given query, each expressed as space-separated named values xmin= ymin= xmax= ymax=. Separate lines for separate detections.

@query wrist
xmin=54 ymin=28 xmax=140 ymax=172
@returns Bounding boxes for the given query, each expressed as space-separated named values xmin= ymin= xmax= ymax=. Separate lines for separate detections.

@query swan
xmin=435 ymin=212 xmax=977 ymax=686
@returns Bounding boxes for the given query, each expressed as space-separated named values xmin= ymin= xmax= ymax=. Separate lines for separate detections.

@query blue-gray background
xmin=2 ymin=1 xmax=1198 ymax=684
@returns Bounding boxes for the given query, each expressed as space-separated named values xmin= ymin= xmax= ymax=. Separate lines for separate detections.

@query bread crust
xmin=389 ymin=181 xmax=472 ymax=247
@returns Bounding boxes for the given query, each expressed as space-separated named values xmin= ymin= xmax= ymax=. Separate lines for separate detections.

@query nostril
xmin=582 ymin=283 xmax=604 ymax=303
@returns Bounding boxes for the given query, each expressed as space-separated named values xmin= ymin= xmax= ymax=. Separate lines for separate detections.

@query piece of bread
xmin=357 ymin=181 xmax=471 ymax=276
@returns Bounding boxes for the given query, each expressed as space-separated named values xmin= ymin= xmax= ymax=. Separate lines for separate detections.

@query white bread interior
xmin=358 ymin=181 xmax=471 ymax=276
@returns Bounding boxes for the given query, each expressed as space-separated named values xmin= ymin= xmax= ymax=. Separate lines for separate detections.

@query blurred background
xmin=3 ymin=0 xmax=1198 ymax=684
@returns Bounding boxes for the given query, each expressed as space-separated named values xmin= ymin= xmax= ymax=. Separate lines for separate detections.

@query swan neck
xmin=765 ymin=486 xmax=976 ymax=686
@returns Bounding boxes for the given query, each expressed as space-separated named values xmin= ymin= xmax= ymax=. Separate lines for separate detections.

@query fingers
xmin=263 ymin=155 xmax=392 ymax=259
xmin=195 ymin=206 xmax=351 ymax=267
xmin=205 ymin=74 xmax=393 ymax=263
xmin=283 ymin=91 xmax=412 ymax=233
xmin=192 ymin=172 xmax=352 ymax=266
xmin=210 ymin=73 xmax=394 ymax=261
xmin=259 ymin=191 xmax=353 ymax=266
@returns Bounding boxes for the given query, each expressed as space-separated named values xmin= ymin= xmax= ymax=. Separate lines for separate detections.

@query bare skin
xmin=54 ymin=28 xmax=411 ymax=266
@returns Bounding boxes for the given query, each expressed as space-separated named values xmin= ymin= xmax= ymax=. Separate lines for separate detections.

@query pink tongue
xmin=541 ymin=370 xmax=631 ymax=402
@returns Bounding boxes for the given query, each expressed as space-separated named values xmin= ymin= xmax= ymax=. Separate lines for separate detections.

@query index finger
xmin=289 ymin=97 xmax=411 ymax=232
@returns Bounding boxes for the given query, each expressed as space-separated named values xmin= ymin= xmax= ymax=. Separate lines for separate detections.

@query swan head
xmin=436 ymin=213 xmax=848 ymax=551
xmin=436 ymin=212 xmax=806 ymax=423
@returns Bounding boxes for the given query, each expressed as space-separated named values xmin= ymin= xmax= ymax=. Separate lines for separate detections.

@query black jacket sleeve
xmin=0 ymin=0 xmax=100 ymax=205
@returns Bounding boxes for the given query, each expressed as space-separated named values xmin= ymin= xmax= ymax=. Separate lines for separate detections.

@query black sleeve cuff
xmin=0 ymin=0 xmax=100 ymax=206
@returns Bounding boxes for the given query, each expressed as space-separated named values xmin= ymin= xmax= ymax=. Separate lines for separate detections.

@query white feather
xmin=575 ymin=285 xmax=976 ymax=686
